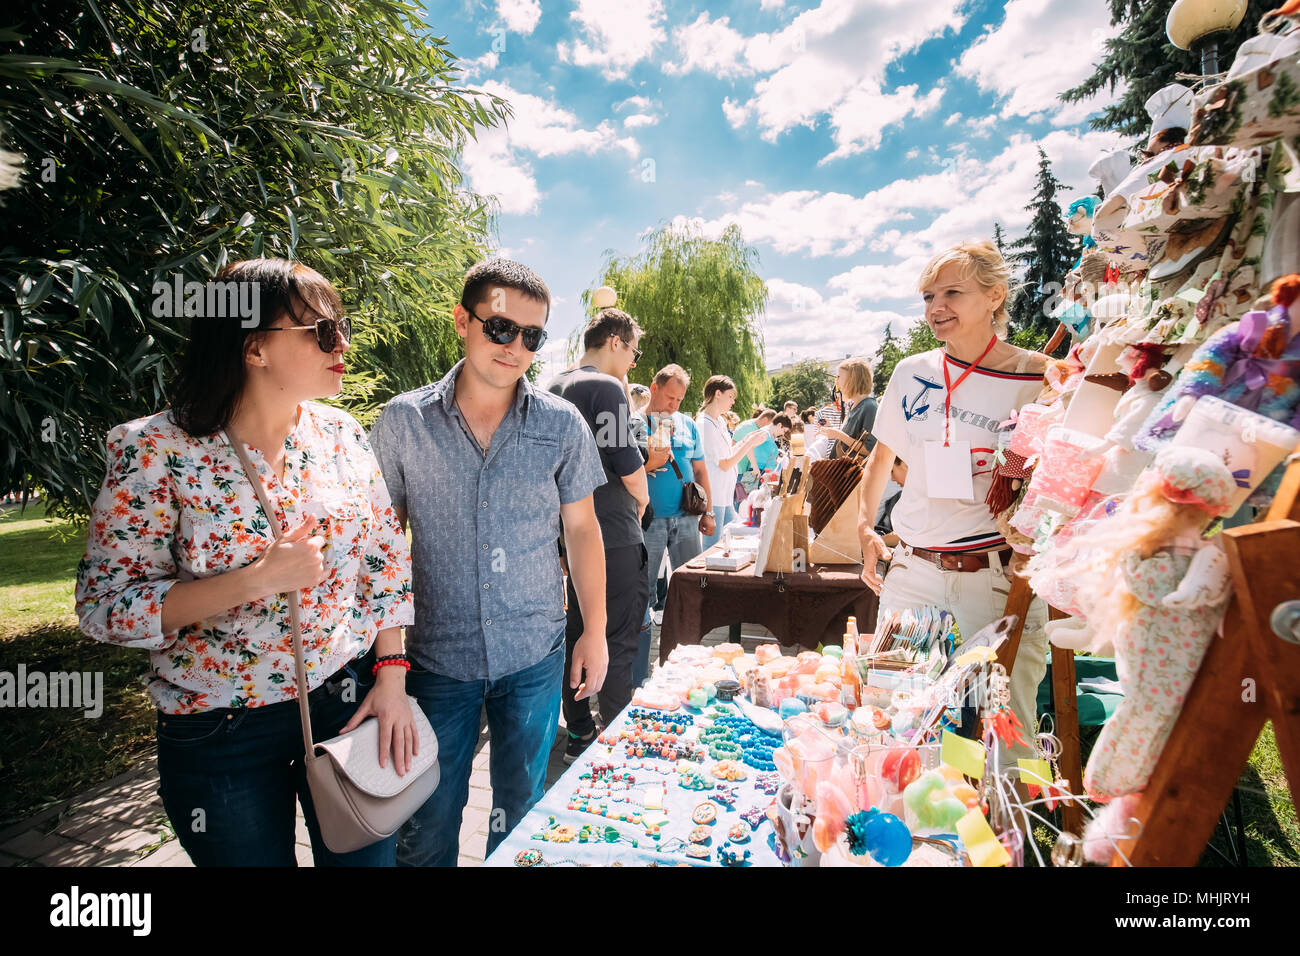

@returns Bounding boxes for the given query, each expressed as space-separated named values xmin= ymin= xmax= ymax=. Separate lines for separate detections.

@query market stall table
xmin=658 ymin=545 xmax=878 ymax=664
xmin=483 ymin=699 xmax=786 ymax=868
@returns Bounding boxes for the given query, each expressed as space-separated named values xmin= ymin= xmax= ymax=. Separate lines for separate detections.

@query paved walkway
xmin=0 ymin=624 xmax=770 ymax=867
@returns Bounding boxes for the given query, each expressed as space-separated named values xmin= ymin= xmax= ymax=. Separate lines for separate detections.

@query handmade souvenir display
xmin=1189 ymin=23 xmax=1300 ymax=150
xmin=1017 ymin=425 xmax=1108 ymax=517
xmin=1026 ymin=447 xmax=1237 ymax=803
xmin=1167 ymin=395 xmax=1300 ymax=512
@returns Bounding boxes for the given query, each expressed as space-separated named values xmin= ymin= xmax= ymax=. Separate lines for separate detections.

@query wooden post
xmin=1047 ymin=606 xmax=1084 ymax=836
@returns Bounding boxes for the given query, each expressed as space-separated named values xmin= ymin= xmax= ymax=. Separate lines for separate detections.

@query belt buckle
xmin=939 ymin=553 xmax=960 ymax=572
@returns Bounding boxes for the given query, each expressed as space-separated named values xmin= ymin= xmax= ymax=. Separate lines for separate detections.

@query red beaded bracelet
xmin=372 ymin=658 xmax=411 ymax=676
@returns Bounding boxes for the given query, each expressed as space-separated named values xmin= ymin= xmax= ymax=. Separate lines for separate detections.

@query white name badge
xmin=924 ymin=440 xmax=975 ymax=499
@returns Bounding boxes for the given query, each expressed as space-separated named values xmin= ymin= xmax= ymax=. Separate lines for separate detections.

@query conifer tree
xmin=871 ymin=323 xmax=905 ymax=396
xmin=1007 ymin=148 xmax=1079 ymax=342
xmin=1061 ymin=0 xmax=1274 ymax=137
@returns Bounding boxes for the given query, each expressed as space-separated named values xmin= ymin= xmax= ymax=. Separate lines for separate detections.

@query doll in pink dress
xmin=1026 ymin=447 xmax=1238 ymax=861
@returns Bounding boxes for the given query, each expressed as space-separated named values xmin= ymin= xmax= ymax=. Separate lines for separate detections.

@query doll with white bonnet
xmin=1029 ymin=447 xmax=1238 ymax=860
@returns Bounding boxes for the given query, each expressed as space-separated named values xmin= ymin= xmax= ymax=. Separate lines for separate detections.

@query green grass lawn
xmin=0 ymin=502 xmax=155 ymax=825
xmin=0 ymin=501 xmax=1296 ymax=862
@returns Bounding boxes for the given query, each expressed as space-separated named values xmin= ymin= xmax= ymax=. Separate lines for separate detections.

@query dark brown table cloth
xmin=659 ymin=546 xmax=879 ymax=663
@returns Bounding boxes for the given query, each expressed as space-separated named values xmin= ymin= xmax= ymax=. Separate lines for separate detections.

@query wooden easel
xmin=1109 ymin=448 xmax=1300 ymax=866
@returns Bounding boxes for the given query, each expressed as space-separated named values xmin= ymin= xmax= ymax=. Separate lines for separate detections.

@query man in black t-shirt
xmin=548 ymin=308 xmax=649 ymax=762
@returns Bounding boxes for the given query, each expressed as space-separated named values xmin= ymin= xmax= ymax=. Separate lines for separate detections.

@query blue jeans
xmin=156 ymin=651 xmax=395 ymax=867
xmin=701 ymin=503 xmax=737 ymax=551
xmin=644 ymin=514 xmax=702 ymax=614
xmin=397 ymin=638 xmax=564 ymax=866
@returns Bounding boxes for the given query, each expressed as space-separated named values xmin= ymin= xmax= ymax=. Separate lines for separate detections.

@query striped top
xmin=872 ymin=348 xmax=1042 ymax=552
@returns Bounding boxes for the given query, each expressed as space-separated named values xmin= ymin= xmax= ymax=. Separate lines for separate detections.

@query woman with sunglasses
xmin=76 ymin=258 xmax=417 ymax=866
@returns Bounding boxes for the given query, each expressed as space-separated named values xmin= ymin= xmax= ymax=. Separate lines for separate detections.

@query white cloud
xmin=558 ymin=0 xmax=667 ymax=79
xmin=668 ymin=0 xmax=964 ymax=162
xmin=461 ymin=81 xmax=642 ymax=215
xmin=615 ymin=95 xmax=655 ymax=112
xmin=459 ymin=50 xmax=499 ymax=79
xmin=497 ymin=0 xmax=542 ymax=35
xmin=760 ymin=0 xmax=786 ymax=9
xmin=664 ymin=13 xmax=752 ymax=77
xmin=623 ymin=113 xmax=659 ymax=128
xmin=944 ymin=111 xmax=963 ymax=127
xmin=763 ymin=279 xmax=904 ymax=365
xmin=674 ymin=127 xmax=1126 ymax=264
xmin=955 ymin=0 xmax=1122 ymax=127
xmin=721 ymin=96 xmax=751 ymax=128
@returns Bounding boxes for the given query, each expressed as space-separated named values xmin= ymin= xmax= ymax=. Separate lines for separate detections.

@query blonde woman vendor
xmin=856 ymin=239 xmax=1049 ymax=758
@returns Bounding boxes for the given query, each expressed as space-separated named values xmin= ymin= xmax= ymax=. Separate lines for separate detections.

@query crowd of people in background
xmin=545 ymin=309 xmax=894 ymax=769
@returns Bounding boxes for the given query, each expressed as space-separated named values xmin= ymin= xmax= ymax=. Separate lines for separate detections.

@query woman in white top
xmin=696 ymin=375 xmax=768 ymax=550
xmin=856 ymin=239 xmax=1049 ymax=760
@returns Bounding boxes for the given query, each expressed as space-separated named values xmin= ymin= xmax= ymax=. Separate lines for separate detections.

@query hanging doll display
xmin=1026 ymin=448 xmax=1237 ymax=829
xmin=1136 ymin=275 xmax=1300 ymax=449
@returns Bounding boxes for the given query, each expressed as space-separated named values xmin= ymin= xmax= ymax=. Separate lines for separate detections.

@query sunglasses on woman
xmin=262 ymin=315 xmax=352 ymax=353
xmin=467 ymin=307 xmax=548 ymax=352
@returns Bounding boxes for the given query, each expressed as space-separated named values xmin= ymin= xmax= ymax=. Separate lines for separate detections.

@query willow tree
xmin=0 ymin=0 xmax=504 ymax=515
xmin=579 ymin=222 xmax=768 ymax=414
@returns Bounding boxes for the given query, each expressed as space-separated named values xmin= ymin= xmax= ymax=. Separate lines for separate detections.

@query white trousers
xmin=877 ymin=547 xmax=1048 ymax=765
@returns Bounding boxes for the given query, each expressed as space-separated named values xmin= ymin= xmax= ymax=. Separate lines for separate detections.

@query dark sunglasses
xmin=624 ymin=338 xmax=643 ymax=364
xmin=263 ymin=315 xmax=351 ymax=353
xmin=467 ymin=307 xmax=548 ymax=352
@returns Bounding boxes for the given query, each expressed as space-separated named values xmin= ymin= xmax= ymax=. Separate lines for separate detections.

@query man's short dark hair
xmin=771 ymin=413 xmax=793 ymax=430
xmin=756 ymin=408 xmax=776 ymax=424
xmin=461 ymin=258 xmax=551 ymax=320
xmin=583 ymin=307 xmax=642 ymax=351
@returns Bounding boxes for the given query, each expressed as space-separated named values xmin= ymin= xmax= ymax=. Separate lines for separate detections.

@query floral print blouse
xmin=75 ymin=402 xmax=414 ymax=714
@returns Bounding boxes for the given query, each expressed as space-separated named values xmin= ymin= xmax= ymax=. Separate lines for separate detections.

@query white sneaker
xmin=650 ymin=608 xmax=663 ymax=626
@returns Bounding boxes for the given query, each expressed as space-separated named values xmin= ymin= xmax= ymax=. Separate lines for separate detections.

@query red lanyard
xmin=941 ymin=336 xmax=998 ymax=445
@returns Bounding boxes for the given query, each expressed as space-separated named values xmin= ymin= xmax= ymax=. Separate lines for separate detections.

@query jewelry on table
xmin=514 ymin=848 xmax=598 ymax=867
xmin=739 ymin=806 xmax=768 ymax=830
xmin=691 ymin=803 xmax=718 ymax=825
xmin=727 ymin=822 xmax=752 ymax=844
xmin=717 ymin=842 xmax=751 ymax=867
xmin=678 ymin=767 xmax=714 ymax=790
xmin=711 ymin=759 xmax=748 ymax=781
xmin=710 ymin=785 xmax=739 ymax=807
xmin=753 ymin=772 xmax=781 ymax=795
xmin=688 ymin=825 xmax=713 ymax=845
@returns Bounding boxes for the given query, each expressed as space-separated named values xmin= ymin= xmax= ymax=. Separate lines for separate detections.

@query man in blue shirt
xmin=734 ymin=409 xmax=791 ymax=492
xmin=369 ymin=259 xmax=608 ymax=867
xmin=643 ymin=364 xmax=714 ymax=624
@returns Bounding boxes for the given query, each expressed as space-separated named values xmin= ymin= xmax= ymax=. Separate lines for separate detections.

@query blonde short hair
xmin=836 ymin=357 xmax=873 ymax=397
xmin=652 ymin=363 xmax=691 ymax=388
xmin=917 ymin=239 xmax=1012 ymax=338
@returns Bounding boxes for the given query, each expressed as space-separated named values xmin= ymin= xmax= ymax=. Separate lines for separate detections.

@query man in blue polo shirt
xmin=643 ymin=364 xmax=714 ymax=623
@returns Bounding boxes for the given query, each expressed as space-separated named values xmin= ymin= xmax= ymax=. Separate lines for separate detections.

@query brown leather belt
xmin=906 ymin=545 xmax=1011 ymax=573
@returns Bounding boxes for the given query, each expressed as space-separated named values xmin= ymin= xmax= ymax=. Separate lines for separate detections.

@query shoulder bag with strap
xmin=660 ymin=417 xmax=709 ymax=515
xmin=224 ymin=429 xmax=439 ymax=854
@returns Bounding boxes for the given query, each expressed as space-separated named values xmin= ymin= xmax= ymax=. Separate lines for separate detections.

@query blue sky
xmin=427 ymin=0 xmax=1132 ymax=375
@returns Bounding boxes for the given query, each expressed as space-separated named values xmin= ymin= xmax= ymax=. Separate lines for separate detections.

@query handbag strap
xmin=222 ymin=429 xmax=318 ymax=760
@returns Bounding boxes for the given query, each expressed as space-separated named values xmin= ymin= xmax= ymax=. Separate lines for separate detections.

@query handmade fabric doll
xmin=1135 ymin=275 xmax=1300 ymax=450
xmin=1034 ymin=447 xmax=1236 ymax=807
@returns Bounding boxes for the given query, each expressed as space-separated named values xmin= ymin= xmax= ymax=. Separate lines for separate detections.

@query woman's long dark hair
xmin=167 ymin=259 xmax=343 ymax=437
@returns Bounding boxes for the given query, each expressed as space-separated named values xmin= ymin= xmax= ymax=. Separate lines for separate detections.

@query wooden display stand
xmin=807 ymin=482 xmax=864 ymax=565
xmin=1110 ymin=449 xmax=1300 ymax=866
xmin=762 ymin=455 xmax=811 ymax=573
xmin=996 ymin=451 xmax=1300 ymax=863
